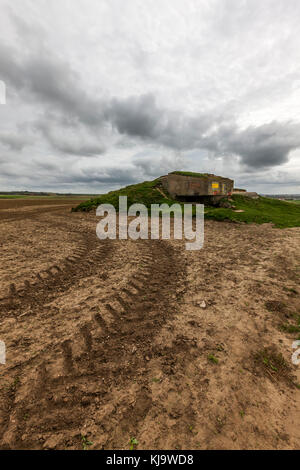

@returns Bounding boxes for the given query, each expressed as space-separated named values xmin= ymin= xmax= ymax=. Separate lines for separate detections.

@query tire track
xmin=0 ymin=239 xmax=186 ymax=449
xmin=0 ymin=204 xmax=75 ymax=223
xmin=0 ymin=226 xmax=112 ymax=316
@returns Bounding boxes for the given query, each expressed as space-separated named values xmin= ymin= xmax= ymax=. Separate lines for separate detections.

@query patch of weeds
xmin=295 ymin=383 xmax=300 ymax=390
xmin=254 ymin=347 xmax=294 ymax=385
xmin=263 ymin=357 xmax=278 ymax=371
xmin=280 ymin=323 xmax=300 ymax=334
xmin=208 ymin=354 xmax=219 ymax=364
xmin=8 ymin=376 xmax=20 ymax=392
xmin=129 ymin=437 xmax=138 ymax=450
xmin=239 ymin=410 xmax=245 ymax=418
xmin=151 ymin=377 xmax=161 ymax=383
xmin=81 ymin=435 xmax=93 ymax=450
xmin=279 ymin=315 xmax=300 ymax=334
xmin=286 ymin=287 xmax=298 ymax=295
xmin=23 ymin=413 xmax=29 ymax=421
xmin=265 ymin=300 xmax=287 ymax=314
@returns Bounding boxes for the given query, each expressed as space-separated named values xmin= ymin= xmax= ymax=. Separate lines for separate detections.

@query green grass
xmin=205 ymin=195 xmax=300 ymax=228
xmin=151 ymin=377 xmax=161 ymax=383
xmin=280 ymin=315 xmax=300 ymax=334
xmin=208 ymin=354 xmax=219 ymax=364
xmin=81 ymin=435 xmax=93 ymax=450
xmin=73 ymin=178 xmax=300 ymax=228
xmin=0 ymin=194 xmax=30 ymax=199
xmin=280 ymin=324 xmax=300 ymax=334
xmin=170 ymin=171 xmax=211 ymax=178
xmin=129 ymin=437 xmax=138 ymax=450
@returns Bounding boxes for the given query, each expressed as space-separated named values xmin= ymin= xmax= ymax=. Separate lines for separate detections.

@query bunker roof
xmin=168 ymin=171 xmax=233 ymax=181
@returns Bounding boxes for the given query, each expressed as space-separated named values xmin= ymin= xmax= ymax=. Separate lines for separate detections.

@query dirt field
xmin=0 ymin=198 xmax=299 ymax=450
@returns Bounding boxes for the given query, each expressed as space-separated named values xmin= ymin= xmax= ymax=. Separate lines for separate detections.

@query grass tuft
xmin=208 ymin=354 xmax=219 ymax=364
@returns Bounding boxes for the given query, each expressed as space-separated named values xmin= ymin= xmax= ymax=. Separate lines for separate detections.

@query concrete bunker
xmin=160 ymin=171 xmax=234 ymax=204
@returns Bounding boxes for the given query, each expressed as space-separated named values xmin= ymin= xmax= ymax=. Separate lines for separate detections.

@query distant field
xmin=0 ymin=196 xmax=94 ymax=215
xmin=0 ymin=194 xmax=98 ymax=200
xmin=0 ymin=195 xmax=29 ymax=199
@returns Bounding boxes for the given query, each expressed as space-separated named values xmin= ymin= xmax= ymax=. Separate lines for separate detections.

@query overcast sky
xmin=0 ymin=0 xmax=300 ymax=194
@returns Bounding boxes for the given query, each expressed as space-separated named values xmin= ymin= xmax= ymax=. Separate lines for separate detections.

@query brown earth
xmin=0 ymin=198 xmax=299 ymax=450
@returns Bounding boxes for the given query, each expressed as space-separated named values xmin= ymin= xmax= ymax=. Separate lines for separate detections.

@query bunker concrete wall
xmin=161 ymin=174 xmax=234 ymax=198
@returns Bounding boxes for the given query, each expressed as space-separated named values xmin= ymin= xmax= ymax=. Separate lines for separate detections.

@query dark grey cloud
xmin=203 ymin=121 xmax=300 ymax=168
xmin=228 ymin=123 xmax=300 ymax=168
xmin=109 ymin=94 xmax=163 ymax=139
xmin=66 ymin=168 xmax=137 ymax=185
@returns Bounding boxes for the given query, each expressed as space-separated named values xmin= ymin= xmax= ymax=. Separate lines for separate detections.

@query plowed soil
xmin=0 ymin=198 xmax=299 ymax=450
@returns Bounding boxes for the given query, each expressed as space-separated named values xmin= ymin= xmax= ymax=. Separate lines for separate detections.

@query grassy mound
xmin=73 ymin=179 xmax=300 ymax=228
xmin=72 ymin=179 xmax=175 ymax=212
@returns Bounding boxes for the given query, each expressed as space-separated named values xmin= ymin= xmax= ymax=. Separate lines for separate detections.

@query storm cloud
xmin=203 ymin=121 xmax=300 ymax=168
xmin=0 ymin=0 xmax=300 ymax=193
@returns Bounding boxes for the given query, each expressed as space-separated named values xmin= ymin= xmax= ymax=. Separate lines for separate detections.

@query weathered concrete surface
xmin=233 ymin=189 xmax=247 ymax=193
xmin=161 ymin=173 xmax=234 ymax=199
xmin=240 ymin=192 xmax=259 ymax=199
